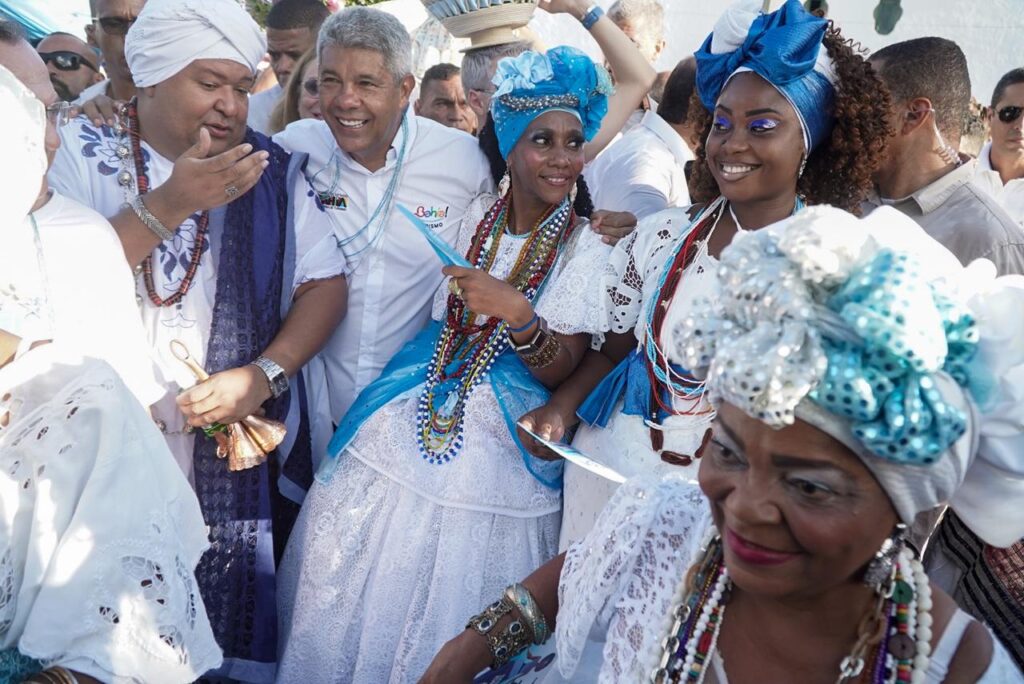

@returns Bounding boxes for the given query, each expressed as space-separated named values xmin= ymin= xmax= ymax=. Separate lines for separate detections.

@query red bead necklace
xmin=126 ymin=100 xmax=210 ymax=307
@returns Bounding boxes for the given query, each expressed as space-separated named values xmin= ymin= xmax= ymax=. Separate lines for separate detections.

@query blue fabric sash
xmin=190 ymin=129 xmax=310 ymax=679
xmin=319 ymin=320 xmax=564 ymax=490
xmin=577 ymin=348 xmax=694 ymax=428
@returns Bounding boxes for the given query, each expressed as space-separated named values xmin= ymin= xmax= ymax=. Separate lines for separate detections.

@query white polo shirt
xmin=974 ymin=141 xmax=1024 ymax=227
xmin=274 ymin=109 xmax=493 ymax=421
xmin=586 ymin=110 xmax=692 ymax=219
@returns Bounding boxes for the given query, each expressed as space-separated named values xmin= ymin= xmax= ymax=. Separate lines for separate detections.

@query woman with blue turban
xmin=422 ymin=204 xmax=1024 ymax=684
xmin=515 ymin=0 xmax=893 ymax=550
xmin=275 ymin=5 xmax=656 ymax=680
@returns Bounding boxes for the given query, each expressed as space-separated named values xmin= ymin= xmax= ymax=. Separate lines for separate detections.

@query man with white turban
xmin=48 ymin=0 xmax=349 ymax=680
xmin=0 ymin=62 xmax=221 ymax=684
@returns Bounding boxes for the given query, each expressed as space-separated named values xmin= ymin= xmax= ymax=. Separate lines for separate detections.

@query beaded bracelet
xmin=520 ymin=332 xmax=561 ymax=369
xmin=505 ymin=583 xmax=550 ymax=645
xmin=487 ymin=618 xmax=532 ymax=668
xmin=508 ymin=312 xmax=539 ymax=335
xmin=580 ymin=4 xmax=604 ymax=30
xmin=467 ymin=596 xmax=514 ymax=636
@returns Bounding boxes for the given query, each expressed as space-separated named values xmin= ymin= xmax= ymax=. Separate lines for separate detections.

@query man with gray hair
xmin=272 ymin=7 xmax=492 ymax=434
xmin=460 ymin=40 xmax=530 ymax=129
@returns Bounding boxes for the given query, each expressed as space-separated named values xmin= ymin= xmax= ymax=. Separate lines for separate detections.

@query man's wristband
xmin=580 ymin=4 xmax=604 ymax=30
xmin=251 ymin=355 xmax=289 ymax=399
xmin=130 ymin=194 xmax=174 ymax=241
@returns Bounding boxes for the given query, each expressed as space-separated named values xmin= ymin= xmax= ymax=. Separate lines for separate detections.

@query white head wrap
xmin=676 ymin=206 xmax=1024 ymax=547
xmin=125 ymin=0 xmax=267 ymax=88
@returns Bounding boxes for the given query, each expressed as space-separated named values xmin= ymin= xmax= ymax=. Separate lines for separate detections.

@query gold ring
xmin=448 ymin=279 xmax=463 ymax=298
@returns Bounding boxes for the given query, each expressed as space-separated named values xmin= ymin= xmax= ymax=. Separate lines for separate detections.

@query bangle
xmin=581 ymin=4 xmax=604 ymax=30
xmin=519 ymin=333 xmax=561 ymax=369
xmin=508 ymin=312 xmax=539 ymax=335
xmin=486 ymin=619 xmax=531 ymax=668
xmin=467 ymin=596 xmax=514 ymax=636
xmin=505 ymin=583 xmax=550 ymax=644
xmin=130 ymin=193 xmax=174 ymax=241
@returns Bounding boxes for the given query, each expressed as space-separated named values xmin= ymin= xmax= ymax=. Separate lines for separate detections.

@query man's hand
xmin=176 ymin=364 xmax=273 ymax=427
xmin=590 ymin=210 xmax=638 ymax=246
xmin=77 ymin=93 xmax=124 ymax=128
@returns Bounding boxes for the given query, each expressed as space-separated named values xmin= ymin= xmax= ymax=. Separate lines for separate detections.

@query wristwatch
xmin=251 ymin=355 xmax=289 ymax=399
xmin=511 ymin=318 xmax=551 ymax=355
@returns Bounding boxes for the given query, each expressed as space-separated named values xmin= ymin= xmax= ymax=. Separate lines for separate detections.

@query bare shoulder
xmin=929 ymin=583 xmax=995 ymax=683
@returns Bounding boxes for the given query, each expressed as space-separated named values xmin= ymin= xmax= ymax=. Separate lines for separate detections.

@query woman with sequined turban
xmin=515 ymin=0 xmax=893 ymax=551
xmin=422 ymin=205 xmax=1024 ymax=684
xmin=275 ymin=10 xmax=655 ymax=679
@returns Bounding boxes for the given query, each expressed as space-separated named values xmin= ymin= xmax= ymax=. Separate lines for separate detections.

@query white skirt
xmin=276 ymin=451 xmax=560 ymax=683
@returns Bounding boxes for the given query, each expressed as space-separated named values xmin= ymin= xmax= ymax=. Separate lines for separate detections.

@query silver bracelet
xmin=130 ymin=194 xmax=174 ymax=241
xmin=505 ymin=583 xmax=550 ymax=644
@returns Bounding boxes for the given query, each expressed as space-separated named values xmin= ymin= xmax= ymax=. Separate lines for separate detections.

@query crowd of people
xmin=0 ymin=0 xmax=1023 ymax=682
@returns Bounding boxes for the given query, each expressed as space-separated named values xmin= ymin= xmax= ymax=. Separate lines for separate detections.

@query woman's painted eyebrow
xmin=714 ymin=105 xmax=783 ymax=117
xmin=716 ymin=418 xmax=850 ymax=473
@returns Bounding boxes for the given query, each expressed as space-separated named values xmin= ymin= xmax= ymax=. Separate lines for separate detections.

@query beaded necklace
xmin=416 ymin=192 xmax=576 ymax=464
xmin=120 ymin=99 xmax=210 ymax=307
xmin=650 ymin=537 xmax=932 ymax=684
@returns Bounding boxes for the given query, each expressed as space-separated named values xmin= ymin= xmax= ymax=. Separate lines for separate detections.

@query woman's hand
xmin=517 ymin=402 xmax=579 ymax=460
xmin=418 ymin=629 xmax=492 ymax=684
xmin=442 ymin=266 xmax=533 ymax=327
xmin=537 ymin=0 xmax=589 ymax=19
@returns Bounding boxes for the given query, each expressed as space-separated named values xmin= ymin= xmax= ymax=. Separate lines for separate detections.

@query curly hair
xmin=688 ymin=24 xmax=891 ymax=215
xmin=477 ymin=114 xmax=594 ymax=218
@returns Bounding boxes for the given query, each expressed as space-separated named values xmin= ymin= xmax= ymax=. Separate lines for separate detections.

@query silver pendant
xmin=117 ymin=170 xmax=133 ymax=187
xmin=116 ymin=144 xmax=130 ymax=159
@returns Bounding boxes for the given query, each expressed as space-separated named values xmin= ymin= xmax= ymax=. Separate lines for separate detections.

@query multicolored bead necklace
xmin=416 ymin=191 xmax=575 ymax=464
xmin=121 ymin=99 xmax=210 ymax=307
xmin=650 ymin=536 xmax=932 ymax=684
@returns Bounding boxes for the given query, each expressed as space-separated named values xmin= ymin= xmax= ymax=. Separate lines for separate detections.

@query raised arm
xmin=538 ymin=0 xmax=657 ymax=161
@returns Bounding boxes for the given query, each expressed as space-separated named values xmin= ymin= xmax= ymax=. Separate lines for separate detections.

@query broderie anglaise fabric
xmin=0 ymin=345 xmax=220 ymax=682
xmin=557 ymin=473 xmax=711 ymax=683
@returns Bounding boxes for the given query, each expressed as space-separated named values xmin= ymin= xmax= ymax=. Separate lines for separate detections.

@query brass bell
xmin=170 ymin=340 xmax=287 ymax=472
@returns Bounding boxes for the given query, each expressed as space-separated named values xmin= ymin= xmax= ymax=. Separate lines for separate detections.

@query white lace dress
xmin=276 ymin=194 xmax=610 ymax=684
xmin=0 ymin=344 xmax=221 ymax=683
xmin=559 ymin=208 xmax=724 ymax=551
xmin=556 ymin=472 xmax=1023 ymax=683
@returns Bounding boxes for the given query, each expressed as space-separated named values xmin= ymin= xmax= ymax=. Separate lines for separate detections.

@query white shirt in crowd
xmin=273 ymin=109 xmax=493 ymax=423
xmin=2 ymin=190 xmax=162 ymax=406
xmin=73 ymin=78 xmax=110 ymax=106
xmin=47 ymin=118 xmax=346 ymax=478
xmin=585 ymin=110 xmax=692 ymax=219
xmin=247 ymin=83 xmax=283 ymax=135
xmin=974 ymin=141 xmax=1024 ymax=227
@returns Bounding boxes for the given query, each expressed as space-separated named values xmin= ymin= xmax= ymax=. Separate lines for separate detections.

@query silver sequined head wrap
xmin=673 ymin=205 xmax=1022 ymax=529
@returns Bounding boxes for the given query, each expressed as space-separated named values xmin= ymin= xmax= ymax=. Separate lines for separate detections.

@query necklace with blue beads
xmin=416 ymin=191 xmax=575 ymax=465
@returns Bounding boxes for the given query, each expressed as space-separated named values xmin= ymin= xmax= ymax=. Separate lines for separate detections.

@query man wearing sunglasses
xmin=975 ymin=68 xmax=1024 ymax=227
xmin=866 ymin=37 xmax=1024 ymax=277
xmin=37 ymin=31 xmax=103 ymax=101
xmin=79 ymin=0 xmax=144 ymax=104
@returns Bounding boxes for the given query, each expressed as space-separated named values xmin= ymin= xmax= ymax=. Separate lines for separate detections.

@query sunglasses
xmin=94 ymin=15 xmax=137 ymax=36
xmin=997 ymin=105 xmax=1023 ymax=124
xmin=39 ymin=50 xmax=98 ymax=73
xmin=303 ymin=78 xmax=319 ymax=97
xmin=45 ymin=101 xmax=73 ymax=128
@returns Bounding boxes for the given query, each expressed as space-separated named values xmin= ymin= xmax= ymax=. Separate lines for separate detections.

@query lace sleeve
xmin=535 ymin=222 xmax=612 ymax=336
xmin=431 ymin=192 xmax=497 ymax=321
xmin=601 ymin=208 xmax=696 ymax=334
xmin=556 ymin=472 xmax=712 ymax=683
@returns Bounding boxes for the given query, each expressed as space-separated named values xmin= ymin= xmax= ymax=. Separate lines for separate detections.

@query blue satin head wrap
xmin=491 ymin=46 xmax=613 ymax=160
xmin=695 ymin=0 xmax=836 ymax=153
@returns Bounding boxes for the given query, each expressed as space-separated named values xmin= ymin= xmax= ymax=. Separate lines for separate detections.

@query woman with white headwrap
xmin=422 ymin=205 xmax=1024 ymax=684
xmin=516 ymin=0 xmax=893 ymax=550
xmin=0 ymin=65 xmax=221 ymax=684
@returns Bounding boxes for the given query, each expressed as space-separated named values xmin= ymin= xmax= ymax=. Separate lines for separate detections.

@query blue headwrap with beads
xmin=695 ymin=0 xmax=836 ymax=153
xmin=490 ymin=46 xmax=613 ymax=160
